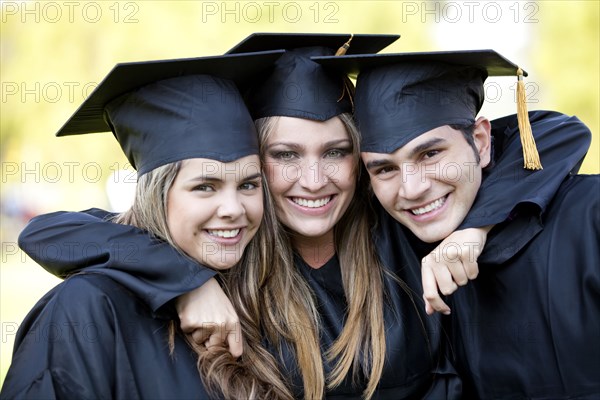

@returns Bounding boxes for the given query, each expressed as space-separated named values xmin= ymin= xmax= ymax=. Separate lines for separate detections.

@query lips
xmin=291 ymin=196 xmax=332 ymax=208
xmin=409 ymin=195 xmax=447 ymax=216
xmin=206 ymin=229 xmax=241 ymax=238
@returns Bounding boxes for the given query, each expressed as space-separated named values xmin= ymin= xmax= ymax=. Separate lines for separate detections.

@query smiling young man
xmin=363 ymin=120 xmax=492 ymax=244
xmin=315 ymin=50 xmax=600 ymax=399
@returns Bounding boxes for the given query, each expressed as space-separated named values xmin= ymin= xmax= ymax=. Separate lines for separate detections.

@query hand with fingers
xmin=175 ymin=277 xmax=243 ymax=357
xmin=421 ymin=226 xmax=492 ymax=315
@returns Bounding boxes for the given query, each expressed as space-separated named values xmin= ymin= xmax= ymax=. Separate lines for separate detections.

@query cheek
xmin=441 ymin=162 xmax=468 ymax=184
xmin=265 ymin=163 xmax=295 ymax=194
xmin=165 ymin=193 xmax=178 ymax=229
xmin=457 ymin=161 xmax=482 ymax=187
xmin=168 ymin=194 xmax=212 ymax=232
xmin=371 ymin=180 xmax=396 ymax=206
xmin=468 ymin=170 xmax=483 ymax=198
xmin=333 ymin=160 xmax=357 ymax=189
xmin=247 ymin=195 xmax=264 ymax=222
xmin=167 ymin=197 xmax=192 ymax=236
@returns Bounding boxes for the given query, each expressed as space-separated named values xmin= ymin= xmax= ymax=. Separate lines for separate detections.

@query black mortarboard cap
xmin=226 ymin=33 xmax=400 ymax=56
xmin=226 ymin=33 xmax=400 ymax=121
xmin=314 ymin=50 xmax=542 ymax=169
xmin=55 ymin=51 xmax=283 ymax=176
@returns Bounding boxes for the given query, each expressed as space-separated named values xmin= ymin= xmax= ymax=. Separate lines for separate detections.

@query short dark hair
xmin=449 ymin=123 xmax=479 ymax=163
xmin=448 ymin=123 xmax=496 ymax=170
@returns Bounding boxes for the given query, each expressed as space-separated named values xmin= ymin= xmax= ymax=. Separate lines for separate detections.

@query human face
xmin=166 ymin=155 xmax=263 ymax=270
xmin=263 ymin=116 xmax=356 ymax=243
xmin=362 ymin=119 xmax=492 ymax=243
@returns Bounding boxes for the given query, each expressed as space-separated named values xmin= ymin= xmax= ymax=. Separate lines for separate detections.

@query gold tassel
xmin=516 ymin=67 xmax=542 ymax=170
xmin=336 ymin=34 xmax=355 ymax=108
xmin=335 ymin=34 xmax=354 ymax=56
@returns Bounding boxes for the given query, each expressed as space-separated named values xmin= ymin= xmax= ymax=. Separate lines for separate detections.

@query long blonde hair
xmin=254 ymin=113 xmax=387 ymax=399
xmin=114 ymin=162 xmax=294 ymax=400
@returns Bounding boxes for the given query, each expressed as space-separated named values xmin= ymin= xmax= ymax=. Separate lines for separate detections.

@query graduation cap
xmin=225 ymin=32 xmax=399 ymax=56
xmin=314 ymin=50 xmax=542 ymax=170
xmin=56 ymin=51 xmax=283 ymax=176
xmin=225 ymin=33 xmax=400 ymax=121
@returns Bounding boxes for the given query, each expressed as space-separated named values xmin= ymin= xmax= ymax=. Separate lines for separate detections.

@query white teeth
xmin=411 ymin=197 xmax=446 ymax=215
xmin=207 ymin=229 xmax=240 ymax=238
xmin=292 ymin=197 xmax=331 ymax=208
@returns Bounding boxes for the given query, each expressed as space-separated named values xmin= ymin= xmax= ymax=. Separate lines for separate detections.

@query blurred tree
xmin=534 ymin=0 xmax=599 ymax=173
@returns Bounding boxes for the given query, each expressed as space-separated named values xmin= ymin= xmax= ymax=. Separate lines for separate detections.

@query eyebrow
xmin=266 ymin=138 xmax=351 ymax=150
xmin=324 ymin=139 xmax=352 ymax=147
xmin=266 ymin=142 xmax=302 ymax=151
xmin=241 ymin=173 xmax=263 ymax=181
xmin=365 ymin=158 xmax=393 ymax=171
xmin=364 ymin=137 xmax=448 ymax=171
xmin=409 ymin=137 xmax=447 ymax=157
xmin=187 ymin=172 xmax=262 ymax=183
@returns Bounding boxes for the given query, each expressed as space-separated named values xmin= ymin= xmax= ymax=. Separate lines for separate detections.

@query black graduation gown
xmin=370 ymin=206 xmax=463 ymax=400
xmin=437 ymin=175 xmax=600 ymax=399
xmin=15 ymin=207 xmax=219 ymax=318
xmin=10 ymin=111 xmax=592 ymax=398
xmin=0 ymin=273 xmax=210 ymax=399
xmin=403 ymin=112 xmax=600 ymax=398
xmin=5 ymin=208 xmax=460 ymax=400
xmin=461 ymin=110 xmax=591 ymax=229
xmin=280 ymin=250 xmax=461 ymax=399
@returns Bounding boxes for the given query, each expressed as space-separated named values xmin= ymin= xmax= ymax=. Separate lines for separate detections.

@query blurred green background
xmin=1 ymin=0 xmax=598 ymax=385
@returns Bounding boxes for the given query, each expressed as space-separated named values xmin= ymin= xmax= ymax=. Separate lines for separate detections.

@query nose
xmin=398 ymin=163 xmax=431 ymax=200
xmin=298 ymin=159 xmax=329 ymax=192
xmin=216 ymin=190 xmax=245 ymax=220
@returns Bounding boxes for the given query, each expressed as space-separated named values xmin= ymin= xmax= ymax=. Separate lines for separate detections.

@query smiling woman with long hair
xmin=1 ymin=52 xmax=294 ymax=400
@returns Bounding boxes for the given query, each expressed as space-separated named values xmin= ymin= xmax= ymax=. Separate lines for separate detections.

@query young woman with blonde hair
xmin=2 ymin=52 xmax=295 ymax=400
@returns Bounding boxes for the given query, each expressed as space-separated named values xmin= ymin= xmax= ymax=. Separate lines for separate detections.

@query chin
xmin=297 ymin=226 xmax=332 ymax=238
xmin=283 ymin=218 xmax=328 ymax=236
xmin=417 ymin=233 xmax=446 ymax=244
xmin=205 ymin=254 xmax=243 ymax=270
xmin=411 ymin=226 xmax=454 ymax=244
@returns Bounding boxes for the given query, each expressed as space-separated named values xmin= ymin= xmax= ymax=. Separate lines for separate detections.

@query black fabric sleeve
xmin=460 ymin=110 xmax=591 ymax=229
xmin=17 ymin=208 xmax=216 ymax=315
xmin=1 ymin=276 xmax=119 ymax=399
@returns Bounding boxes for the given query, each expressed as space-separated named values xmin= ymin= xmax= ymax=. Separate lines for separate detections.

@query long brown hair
xmin=114 ymin=162 xmax=294 ymax=400
xmin=254 ymin=113 xmax=387 ymax=399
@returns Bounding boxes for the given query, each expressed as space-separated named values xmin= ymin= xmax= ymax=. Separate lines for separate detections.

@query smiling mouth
xmin=410 ymin=195 xmax=447 ymax=216
xmin=206 ymin=229 xmax=241 ymax=238
xmin=291 ymin=196 xmax=332 ymax=208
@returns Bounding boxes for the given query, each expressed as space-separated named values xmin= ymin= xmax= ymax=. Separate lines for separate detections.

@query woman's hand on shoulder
xmin=176 ymin=277 xmax=243 ymax=357
xmin=421 ymin=226 xmax=492 ymax=315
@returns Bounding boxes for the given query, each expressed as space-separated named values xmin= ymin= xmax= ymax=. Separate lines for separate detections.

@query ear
xmin=473 ymin=117 xmax=492 ymax=168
